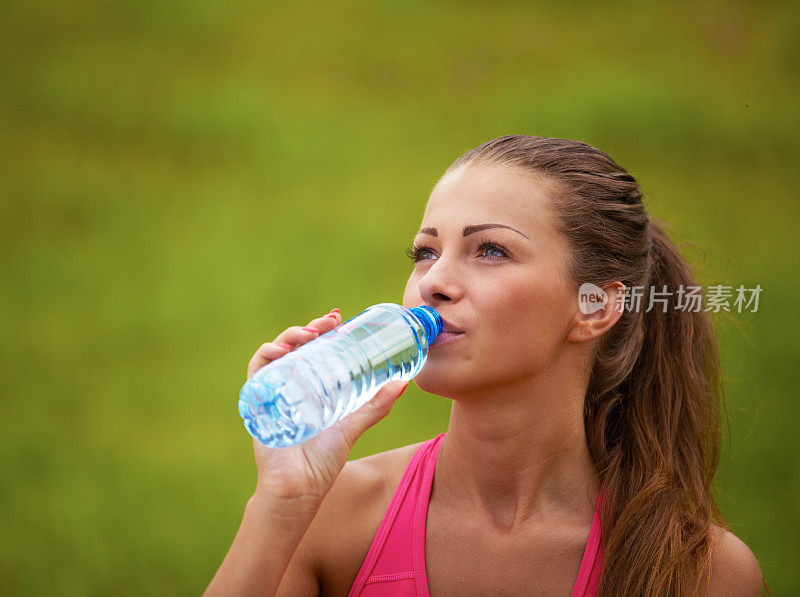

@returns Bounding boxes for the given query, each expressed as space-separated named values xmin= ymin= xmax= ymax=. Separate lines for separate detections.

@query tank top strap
xmin=348 ymin=433 xmax=445 ymax=597
xmin=571 ymin=481 xmax=604 ymax=597
xmin=411 ymin=433 xmax=444 ymax=595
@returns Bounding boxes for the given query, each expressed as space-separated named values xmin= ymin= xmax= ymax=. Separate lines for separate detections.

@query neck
xmin=433 ymin=351 xmax=600 ymax=531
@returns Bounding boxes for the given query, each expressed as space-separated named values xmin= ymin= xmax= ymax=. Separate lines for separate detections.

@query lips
xmin=431 ymin=314 xmax=464 ymax=348
xmin=430 ymin=330 xmax=464 ymax=347
xmin=411 ymin=307 xmax=465 ymax=346
xmin=438 ymin=316 xmax=464 ymax=334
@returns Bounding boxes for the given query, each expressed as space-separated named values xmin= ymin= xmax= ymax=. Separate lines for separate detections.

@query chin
xmin=412 ymin=365 xmax=470 ymax=398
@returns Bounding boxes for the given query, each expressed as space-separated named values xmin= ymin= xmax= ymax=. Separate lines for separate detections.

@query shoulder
xmin=319 ymin=440 xmax=426 ymax=525
xmin=703 ymin=524 xmax=764 ymax=596
xmin=303 ymin=441 xmax=426 ymax=588
xmin=331 ymin=439 xmax=427 ymax=504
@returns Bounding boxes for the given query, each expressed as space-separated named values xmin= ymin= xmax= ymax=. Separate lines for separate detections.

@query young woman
xmin=206 ymin=136 xmax=767 ymax=596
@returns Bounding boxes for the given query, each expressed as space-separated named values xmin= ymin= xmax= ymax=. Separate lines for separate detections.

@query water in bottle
xmin=238 ymin=303 xmax=442 ymax=447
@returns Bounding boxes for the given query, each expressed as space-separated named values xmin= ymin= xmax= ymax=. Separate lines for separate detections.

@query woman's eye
xmin=405 ymin=245 xmax=435 ymax=262
xmin=478 ymin=243 xmax=507 ymax=259
xmin=405 ymin=242 xmax=508 ymax=263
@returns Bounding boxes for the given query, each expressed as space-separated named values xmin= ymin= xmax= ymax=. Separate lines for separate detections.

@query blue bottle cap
xmin=410 ymin=305 xmax=442 ymax=345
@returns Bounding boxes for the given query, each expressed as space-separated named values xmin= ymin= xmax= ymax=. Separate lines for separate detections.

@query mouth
xmin=430 ymin=330 xmax=464 ymax=348
xmin=438 ymin=316 xmax=464 ymax=334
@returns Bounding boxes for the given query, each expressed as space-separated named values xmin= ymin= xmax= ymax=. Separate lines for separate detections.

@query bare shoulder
xmin=317 ymin=440 xmax=426 ymax=528
xmin=703 ymin=524 xmax=764 ymax=596
xmin=301 ymin=441 xmax=426 ymax=592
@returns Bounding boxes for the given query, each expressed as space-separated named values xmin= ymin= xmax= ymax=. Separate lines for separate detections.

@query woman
xmin=207 ymin=136 xmax=766 ymax=596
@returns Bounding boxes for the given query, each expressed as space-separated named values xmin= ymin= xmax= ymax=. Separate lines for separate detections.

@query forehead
xmin=421 ymin=164 xmax=561 ymax=238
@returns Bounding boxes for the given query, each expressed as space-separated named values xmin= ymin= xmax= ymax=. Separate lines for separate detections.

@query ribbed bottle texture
xmin=238 ymin=303 xmax=441 ymax=447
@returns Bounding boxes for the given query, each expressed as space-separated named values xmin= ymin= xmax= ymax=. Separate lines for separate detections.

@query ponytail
xmin=590 ymin=218 xmax=727 ymax=596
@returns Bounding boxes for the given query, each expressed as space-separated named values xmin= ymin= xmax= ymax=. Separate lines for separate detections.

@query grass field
xmin=1 ymin=1 xmax=798 ymax=594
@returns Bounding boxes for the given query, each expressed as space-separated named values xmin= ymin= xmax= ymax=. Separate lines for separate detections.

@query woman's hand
xmin=205 ymin=308 xmax=409 ymax=596
xmin=246 ymin=308 xmax=410 ymax=505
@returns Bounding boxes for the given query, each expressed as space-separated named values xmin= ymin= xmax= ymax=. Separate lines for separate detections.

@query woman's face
xmin=402 ymin=163 xmax=580 ymax=398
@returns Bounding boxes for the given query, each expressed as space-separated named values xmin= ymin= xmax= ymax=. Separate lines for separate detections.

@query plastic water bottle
xmin=238 ymin=303 xmax=442 ymax=447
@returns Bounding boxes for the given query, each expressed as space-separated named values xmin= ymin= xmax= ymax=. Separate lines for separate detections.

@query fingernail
xmin=327 ymin=308 xmax=340 ymax=316
xmin=276 ymin=343 xmax=292 ymax=350
xmin=301 ymin=326 xmax=320 ymax=333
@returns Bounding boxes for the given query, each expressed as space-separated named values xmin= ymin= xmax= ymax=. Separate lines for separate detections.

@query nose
xmin=416 ymin=256 xmax=464 ymax=304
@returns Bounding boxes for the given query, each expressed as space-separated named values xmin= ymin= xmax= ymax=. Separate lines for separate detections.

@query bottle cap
xmin=410 ymin=305 xmax=442 ymax=345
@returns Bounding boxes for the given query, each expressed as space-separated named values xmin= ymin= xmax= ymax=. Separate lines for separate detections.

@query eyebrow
xmin=417 ymin=223 xmax=530 ymax=239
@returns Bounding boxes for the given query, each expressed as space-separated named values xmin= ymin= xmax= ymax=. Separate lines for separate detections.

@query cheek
xmin=481 ymin=277 xmax=572 ymax=359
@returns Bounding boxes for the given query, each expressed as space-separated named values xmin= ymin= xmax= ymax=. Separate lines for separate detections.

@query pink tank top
xmin=348 ymin=433 xmax=604 ymax=596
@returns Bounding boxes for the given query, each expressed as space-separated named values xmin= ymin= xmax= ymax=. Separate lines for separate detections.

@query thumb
xmin=335 ymin=381 xmax=410 ymax=448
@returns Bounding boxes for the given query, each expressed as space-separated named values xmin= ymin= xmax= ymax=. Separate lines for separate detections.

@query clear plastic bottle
xmin=238 ymin=303 xmax=442 ymax=447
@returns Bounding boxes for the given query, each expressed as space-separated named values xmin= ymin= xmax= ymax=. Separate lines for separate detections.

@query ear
xmin=567 ymin=281 xmax=626 ymax=343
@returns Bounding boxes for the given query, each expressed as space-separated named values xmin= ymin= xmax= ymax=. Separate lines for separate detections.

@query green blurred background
xmin=1 ymin=0 xmax=797 ymax=594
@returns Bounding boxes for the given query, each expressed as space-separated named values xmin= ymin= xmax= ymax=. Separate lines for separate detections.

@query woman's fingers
xmin=246 ymin=309 xmax=343 ymax=379
xmin=246 ymin=342 xmax=292 ymax=379
xmin=305 ymin=308 xmax=341 ymax=331
xmin=273 ymin=309 xmax=341 ymax=347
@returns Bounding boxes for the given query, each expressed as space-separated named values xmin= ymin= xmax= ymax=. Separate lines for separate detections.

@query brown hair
xmin=444 ymin=135 xmax=767 ymax=596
